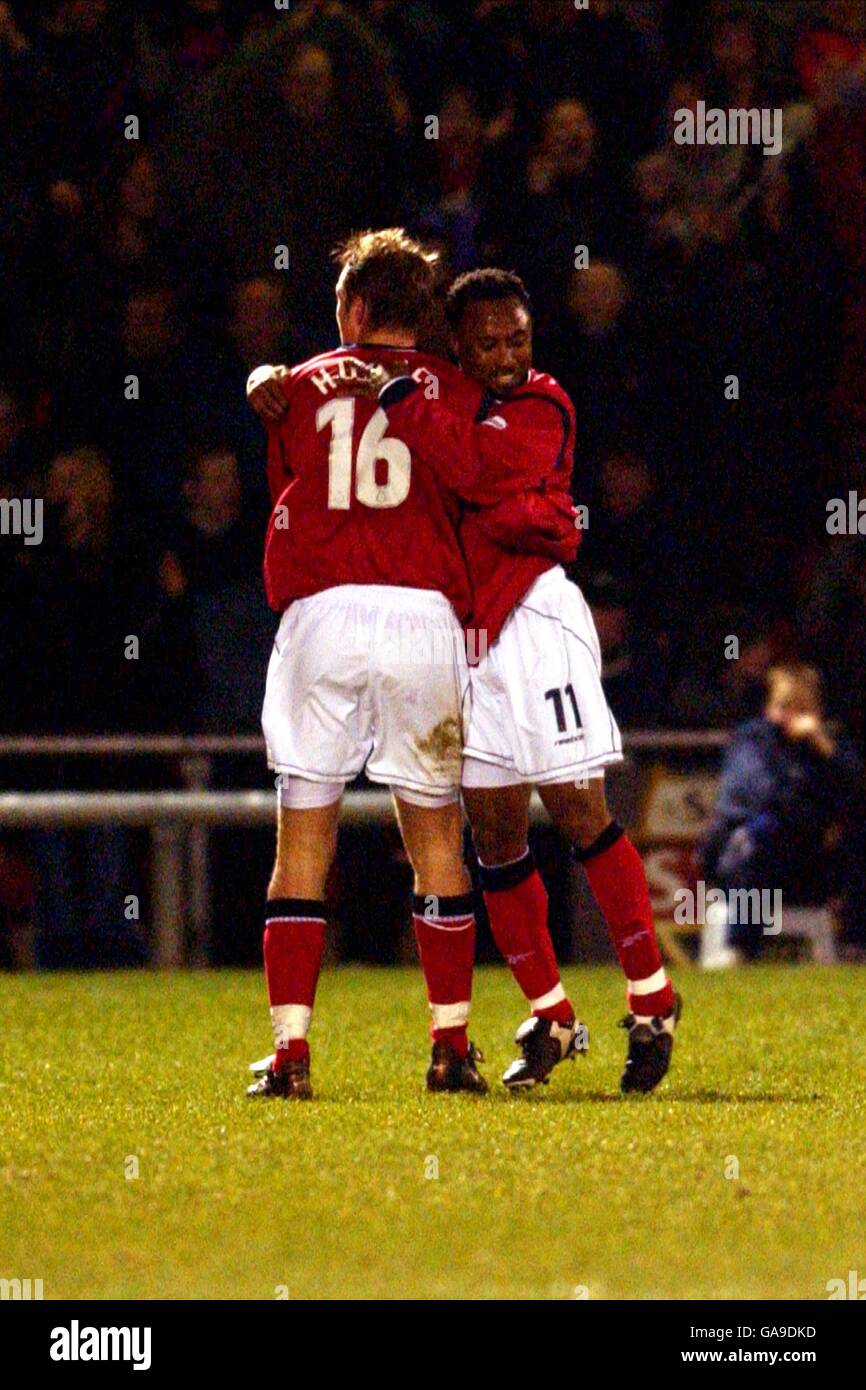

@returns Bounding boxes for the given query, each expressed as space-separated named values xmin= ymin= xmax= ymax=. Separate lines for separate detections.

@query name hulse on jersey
xmin=307 ymin=357 xmax=439 ymax=399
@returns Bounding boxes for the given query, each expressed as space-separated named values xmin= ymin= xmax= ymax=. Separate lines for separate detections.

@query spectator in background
xmin=0 ymin=5 xmax=45 ymax=380
xmin=795 ymin=0 xmax=866 ymax=491
xmin=575 ymin=445 xmax=674 ymax=639
xmin=0 ymin=385 xmax=41 ymax=733
xmin=667 ymin=609 xmax=783 ymax=730
xmin=544 ymin=99 xmax=630 ymax=245
xmin=626 ymin=62 xmax=825 ymax=613
xmin=121 ymin=282 xmax=182 ymax=367
xmin=654 ymin=73 xmax=751 ymax=258
xmin=130 ymin=0 xmax=240 ymax=133
xmin=526 ymin=98 xmax=599 ymax=198
xmin=0 ymin=384 xmax=35 ymax=490
xmin=0 ymin=0 xmax=28 ymax=54
xmin=351 ymin=0 xmax=454 ymax=125
xmin=62 ymin=282 xmax=199 ymax=534
xmin=411 ymin=86 xmax=495 ymax=274
xmin=95 ymin=149 xmax=169 ymax=288
xmin=698 ymin=664 xmax=862 ymax=966
xmin=51 ymin=147 xmax=180 ymax=384
xmin=631 ymin=148 xmax=690 ymax=265
xmin=25 ymin=445 xmax=154 ymax=968
xmin=226 ymin=277 xmax=296 ymax=373
xmin=469 ymin=0 xmax=658 ymax=168
xmin=161 ymin=3 xmax=404 ymax=348
xmin=797 ymin=533 xmax=866 ymax=747
xmin=184 ymin=276 xmax=300 ymax=519
xmin=580 ymin=568 xmax=668 ymax=729
xmin=29 ymin=447 xmax=154 ymax=731
xmin=496 ymin=101 xmax=635 ymax=341
xmin=158 ymin=442 xmax=273 ymax=732
xmin=25 ymin=0 xmax=130 ymax=194
xmin=544 ymin=259 xmax=638 ymax=461
xmin=567 ymin=259 xmax=632 ymax=337
xmin=703 ymin=5 xmax=771 ymax=111
xmin=644 ymin=54 xmax=802 ymax=271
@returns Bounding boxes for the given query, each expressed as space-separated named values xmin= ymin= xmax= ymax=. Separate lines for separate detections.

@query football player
xmin=378 ymin=269 xmax=682 ymax=1095
xmin=245 ymin=232 xmax=576 ymax=1099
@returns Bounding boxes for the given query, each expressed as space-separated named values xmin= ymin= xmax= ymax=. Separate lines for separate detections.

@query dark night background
xmin=1 ymin=0 xmax=865 ymax=965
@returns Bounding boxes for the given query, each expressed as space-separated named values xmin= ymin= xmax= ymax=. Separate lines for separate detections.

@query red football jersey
xmin=383 ymin=368 xmax=579 ymax=649
xmin=262 ymin=346 xmax=485 ymax=620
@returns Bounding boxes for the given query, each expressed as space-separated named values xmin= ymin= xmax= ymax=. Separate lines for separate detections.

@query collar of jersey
xmin=342 ymin=343 xmax=421 ymax=352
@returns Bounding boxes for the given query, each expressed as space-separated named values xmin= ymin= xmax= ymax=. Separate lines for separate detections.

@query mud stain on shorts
xmin=415 ymin=717 xmax=462 ymax=773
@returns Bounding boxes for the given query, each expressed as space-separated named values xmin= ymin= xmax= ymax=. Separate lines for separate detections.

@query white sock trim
xmin=430 ymin=1000 xmax=470 ymax=1028
xmin=417 ymin=917 xmax=473 ymax=931
xmin=267 ymin=916 xmax=327 ymax=925
xmin=477 ymin=847 xmax=530 ymax=871
xmin=529 ymin=981 xmax=566 ymax=1011
xmin=270 ymin=1003 xmax=312 ymax=1045
xmin=628 ymin=967 xmax=668 ymax=996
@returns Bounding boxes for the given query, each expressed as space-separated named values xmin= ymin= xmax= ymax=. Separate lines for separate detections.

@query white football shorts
xmin=262 ymin=584 xmax=469 ymax=805
xmin=463 ymin=566 xmax=623 ymax=787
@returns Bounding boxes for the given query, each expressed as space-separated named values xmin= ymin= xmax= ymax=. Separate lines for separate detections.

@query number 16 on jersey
xmin=317 ymin=400 xmax=411 ymax=510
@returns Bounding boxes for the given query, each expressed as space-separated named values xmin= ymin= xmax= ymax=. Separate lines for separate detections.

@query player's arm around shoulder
xmin=469 ymin=373 xmax=581 ymax=559
xmin=376 ymin=357 xmax=492 ymax=497
xmin=468 ymin=371 xmax=577 ymax=505
xmin=474 ymin=488 xmax=582 ymax=563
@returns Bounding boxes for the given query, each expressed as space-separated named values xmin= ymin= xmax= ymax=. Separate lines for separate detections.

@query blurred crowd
xmin=1 ymin=0 xmax=866 ymax=744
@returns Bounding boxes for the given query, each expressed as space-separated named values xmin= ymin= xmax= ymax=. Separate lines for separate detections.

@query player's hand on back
xmin=247 ymin=364 xmax=290 ymax=423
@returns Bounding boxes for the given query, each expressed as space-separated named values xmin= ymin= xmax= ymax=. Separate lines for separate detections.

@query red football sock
xmin=263 ymin=898 xmax=327 ymax=1072
xmin=412 ymin=892 xmax=476 ymax=1056
xmin=478 ymin=851 xmax=574 ymax=1024
xmin=578 ymin=825 xmax=674 ymax=1017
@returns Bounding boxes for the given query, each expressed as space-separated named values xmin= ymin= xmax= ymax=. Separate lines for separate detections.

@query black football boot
xmin=502 ymin=1015 xmax=589 ymax=1090
xmin=426 ymin=1040 xmax=488 ymax=1094
xmin=246 ymin=1053 xmax=313 ymax=1100
xmin=619 ymin=993 xmax=682 ymax=1095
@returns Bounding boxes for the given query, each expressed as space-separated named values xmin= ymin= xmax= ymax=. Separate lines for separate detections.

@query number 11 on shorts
xmin=545 ymin=684 xmax=583 ymax=734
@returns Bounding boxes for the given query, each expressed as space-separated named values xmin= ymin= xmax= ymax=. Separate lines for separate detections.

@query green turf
xmin=1 ymin=964 xmax=863 ymax=1301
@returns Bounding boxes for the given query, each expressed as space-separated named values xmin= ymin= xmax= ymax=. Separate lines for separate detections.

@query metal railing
xmin=0 ymin=733 xmax=724 ymax=966
xmin=0 ymin=731 xmax=729 ymax=757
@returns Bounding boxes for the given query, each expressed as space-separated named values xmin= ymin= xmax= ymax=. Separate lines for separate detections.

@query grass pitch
xmin=1 ymin=964 xmax=863 ymax=1301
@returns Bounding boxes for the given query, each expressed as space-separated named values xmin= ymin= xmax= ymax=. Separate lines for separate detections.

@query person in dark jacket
xmin=699 ymin=663 xmax=863 ymax=963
